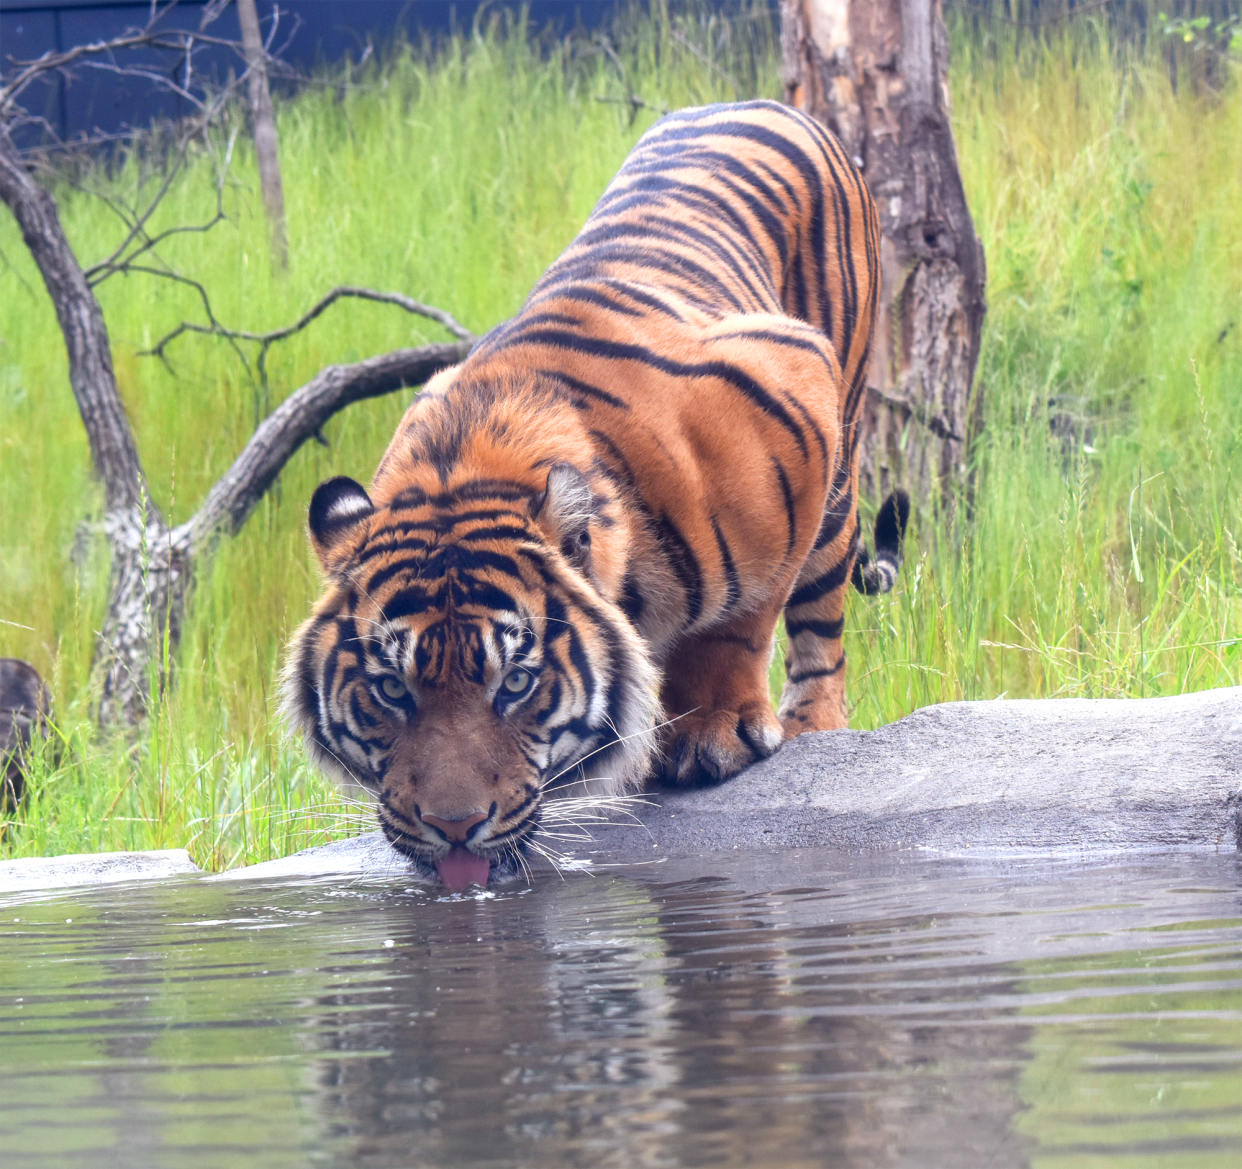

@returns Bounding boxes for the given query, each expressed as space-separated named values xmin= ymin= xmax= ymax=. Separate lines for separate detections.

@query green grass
xmin=0 ymin=7 xmax=1237 ymax=867
xmin=842 ymin=18 xmax=1241 ymax=724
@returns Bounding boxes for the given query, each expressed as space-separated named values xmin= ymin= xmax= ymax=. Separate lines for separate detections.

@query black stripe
xmin=536 ymin=242 xmax=750 ymax=315
xmin=388 ymin=480 xmax=534 ymax=510
xmin=541 ymin=370 xmax=630 ymax=411
xmin=507 ymin=329 xmax=813 ymax=461
xmin=815 ymin=481 xmax=854 ymax=551
xmin=772 ymin=457 xmax=797 ymax=557
xmin=631 ymin=116 xmax=834 ymax=320
xmin=563 ymin=625 xmax=597 ymax=706
xmin=450 ymin=576 xmax=518 ymax=613
xmin=573 ymin=209 xmax=778 ymax=307
xmin=381 ymin=586 xmax=444 ymax=623
xmin=711 ymin=517 xmax=741 ymax=610
xmin=786 ymin=553 xmax=852 ymax=609
xmin=348 ymin=690 xmax=382 ymax=730
xmin=787 ymin=656 xmax=845 ymax=685
xmin=591 ymin=174 xmax=788 ymax=301
xmin=511 ymin=310 xmax=582 ymax=328
xmin=785 ymin=617 xmax=844 ymax=640
xmin=613 ymin=135 xmax=797 ymax=267
xmin=754 ymin=157 xmax=802 ymax=214
xmin=619 ymin=574 xmax=644 ymax=622
xmin=655 ymin=513 xmax=703 ymax=627
xmin=790 ymin=243 xmax=809 ymax=324
xmin=535 ymin=676 xmax=562 ymax=726
xmin=365 ymin=545 xmax=523 ymax=594
xmin=710 ymin=326 xmax=829 ymax=355
xmin=595 ymin=278 xmax=688 ymax=321
xmin=588 ymin=428 xmax=638 ymax=489
xmin=529 ymin=284 xmax=643 ymax=318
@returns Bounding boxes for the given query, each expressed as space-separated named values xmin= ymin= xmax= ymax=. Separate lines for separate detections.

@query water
xmin=1 ymin=849 xmax=1239 ymax=1168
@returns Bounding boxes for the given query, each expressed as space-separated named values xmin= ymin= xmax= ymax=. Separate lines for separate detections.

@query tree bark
xmin=781 ymin=0 xmax=986 ymax=506
xmin=0 ymin=126 xmax=147 ymax=512
xmin=0 ymin=123 xmax=182 ymax=724
xmin=0 ymin=122 xmax=471 ymax=725
xmin=236 ymin=0 xmax=288 ymax=267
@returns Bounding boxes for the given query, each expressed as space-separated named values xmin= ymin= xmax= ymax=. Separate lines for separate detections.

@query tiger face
xmin=282 ymin=466 xmax=660 ymax=891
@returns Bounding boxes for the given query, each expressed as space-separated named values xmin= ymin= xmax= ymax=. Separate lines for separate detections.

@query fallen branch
xmin=866 ymin=385 xmax=964 ymax=444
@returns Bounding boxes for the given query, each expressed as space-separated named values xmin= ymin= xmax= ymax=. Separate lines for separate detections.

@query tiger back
xmin=284 ymin=100 xmax=906 ymax=890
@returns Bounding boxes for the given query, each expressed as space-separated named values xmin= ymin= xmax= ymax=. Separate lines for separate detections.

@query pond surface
xmin=1 ymin=848 xmax=1239 ymax=1168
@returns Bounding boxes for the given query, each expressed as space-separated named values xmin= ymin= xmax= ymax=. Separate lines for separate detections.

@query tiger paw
xmin=658 ymin=702 xmax=784 ymax=786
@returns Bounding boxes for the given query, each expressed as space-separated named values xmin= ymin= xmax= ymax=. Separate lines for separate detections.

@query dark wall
xmin=0 ymin=1 xmax=637 ymax=143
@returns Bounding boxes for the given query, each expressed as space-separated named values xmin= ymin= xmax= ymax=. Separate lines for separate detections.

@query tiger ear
xmin=308 ymin=477 xmax=374 ymax=569
xmin=530 ymin=462 xmax=597 ymax=571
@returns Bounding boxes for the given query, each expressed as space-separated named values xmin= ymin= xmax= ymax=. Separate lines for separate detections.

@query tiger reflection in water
xmin=283 ymin=101 xmax=908 ymax=890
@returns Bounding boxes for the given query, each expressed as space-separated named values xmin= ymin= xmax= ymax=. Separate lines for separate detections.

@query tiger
xmin=283 ymin=100 xmax=909 ymax=891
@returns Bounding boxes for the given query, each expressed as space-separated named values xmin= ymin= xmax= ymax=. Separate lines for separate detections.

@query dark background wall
xmin=0 ymin=1 xmax=644 ymax=143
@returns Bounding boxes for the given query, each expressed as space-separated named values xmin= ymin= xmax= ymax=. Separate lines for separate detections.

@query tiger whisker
xmin=538 ymin=815 xmax=640 ymax=833
xmin=540 ymin=709 xmax=690 ymax=790
xmin=523 ymin=837 xmax=586 ymax=881
xmin=503 ymin=840 xmax=534 ymax=884
xmin=541 ymin=793 xmax=653 ymax=812
xmin=541 ymin=800 xmax=653 ymax=825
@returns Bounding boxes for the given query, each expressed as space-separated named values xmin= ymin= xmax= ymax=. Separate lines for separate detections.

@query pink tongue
xmin=435 ymin=849 xmax=491 ymax=892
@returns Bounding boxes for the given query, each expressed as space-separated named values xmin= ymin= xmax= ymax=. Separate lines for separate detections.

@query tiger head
xmin=282 ymin=375 xmax=660 ymax=890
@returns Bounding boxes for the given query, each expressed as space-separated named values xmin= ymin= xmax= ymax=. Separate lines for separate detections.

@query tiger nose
xmin=421 ymin=811 xmax=489 ymax=843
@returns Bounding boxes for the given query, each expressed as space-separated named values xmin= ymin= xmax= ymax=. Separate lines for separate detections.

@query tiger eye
xmin=503 ymin=670 xmax=531 ymax=694
xmin=380 ymin=676 xmax=407 ymax=700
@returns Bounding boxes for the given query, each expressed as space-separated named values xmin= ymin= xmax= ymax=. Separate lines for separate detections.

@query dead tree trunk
xmin=236 ymin=0 xmax=288 ymax=267
xmin=0 ymin=123 xmax=472 ymax=725
xmin=781 ymin=0 xmax=986 ymax=506
xmin=0 ymin=123 xmax=186 ymax=724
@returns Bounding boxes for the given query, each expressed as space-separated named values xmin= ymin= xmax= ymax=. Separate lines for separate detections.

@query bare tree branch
xmin=86 ymin=129 xmax=237 ymax=285
xmin=2 ymin=27 xmax=249 ymax=116
xmin=671 ymin=29 xmax=743 ymax=96
xmin=593 ymin=37 xmax=669 ymax=125
xmin=143 ymin=284 xmax=475 ymax=388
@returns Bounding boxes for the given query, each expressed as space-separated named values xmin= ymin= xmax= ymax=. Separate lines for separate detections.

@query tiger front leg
xmin=656 ymin=607 xmax=785 ymax=786
xmin=777 ymin=504 xmax=858 ymax=735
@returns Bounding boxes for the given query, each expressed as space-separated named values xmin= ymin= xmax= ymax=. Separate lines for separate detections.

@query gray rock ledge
xmin=2 ymin=688 xmax=1239 ymax=894
xmin=0 ymin=848 xmax=201 ymax=893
